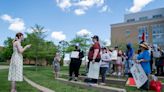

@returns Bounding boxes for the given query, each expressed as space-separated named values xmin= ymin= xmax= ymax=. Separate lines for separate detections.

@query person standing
xmin=116 ymin=50 xmax=124 ymax=76
xmin=111 ymin=46 xmax=118 ymax=75
xmin=136 ymin=42 xmax=151 ymax=90
xmin=125 ymin=43 xmax=134 ymax=76
xmin=53 ymin=53 xmax=61 ymax=79
xmin=87 ymin=35 xmax=101 ymax=84
xmin=150 ymin=47 xmax=154 ymax=73
xmin=153 ymin=44 xmax=162 ymax=76
xmin=69 ymin=45 xmax=84 ymax=81
xmin=100 ymin=47 xmax=111 ymax=85
xmin=8 ymin=33 xmax=31 ymax=92
xmin=156 ymin=47 xmax=164 ymax=76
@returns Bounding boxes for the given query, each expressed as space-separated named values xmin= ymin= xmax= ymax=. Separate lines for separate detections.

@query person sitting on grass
xmin=53 ymin=53 xmax=61 ymax=79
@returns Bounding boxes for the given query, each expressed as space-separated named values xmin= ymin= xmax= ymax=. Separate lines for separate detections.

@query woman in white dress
xmin=8 ymin=32 xmax=31 ymax=92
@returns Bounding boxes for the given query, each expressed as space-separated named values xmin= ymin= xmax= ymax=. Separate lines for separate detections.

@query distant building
xmin=111 ymin=8 xmax=164 ymax=49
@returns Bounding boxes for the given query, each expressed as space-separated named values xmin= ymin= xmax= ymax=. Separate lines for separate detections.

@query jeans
xmin=107 ymin=61 xmax=112 ymax=73
xmin=100 ymin=67 xmax=108 ymax=83
xmin=125 ymin=59 xmax=134 ymax=74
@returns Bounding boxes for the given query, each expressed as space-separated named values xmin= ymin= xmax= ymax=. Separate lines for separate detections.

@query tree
xmin=23 ymin=24 xmax=57 ymax=70
xmin=43 ymin=41 xmax=57 ymax=65
xmin=1 ymin=37 xmax=13 ymax=61
xmin=67 ymin=35 xmax=91 ymax=52
xmin=1 ymin=24 xmax=57 ymax=67
xmin=58 ymin=40 xmax=69 ymax=66
xmin=66 ymin=35 xmax=91 ymax=61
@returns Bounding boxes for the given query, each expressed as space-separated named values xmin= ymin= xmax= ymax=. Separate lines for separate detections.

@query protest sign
xmin=87 ymin=62 xmax=100 ymax=79
xmin=130 ymin=63 xmax=148 ymax=88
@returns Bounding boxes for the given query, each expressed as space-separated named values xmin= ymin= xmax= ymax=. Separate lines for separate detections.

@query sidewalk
xmin=24 ymin=76 xmax=55 ymax=92
xmin=0 ymin=65 xmax=8 ymax=69
xmin=56 ymin=78 xmax=126 ymax=92
xmin=0 ymin=65 xmax=36 ymax=69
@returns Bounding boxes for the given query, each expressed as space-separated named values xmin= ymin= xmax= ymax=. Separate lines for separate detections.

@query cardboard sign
xmin=111 ymin=50 xmax=117 ymax=60
xmin=87 ymin=62 xmax=100 ymax=79
xmin=70 ymin=51 xmax=79 ymax=58
xmin=130 ymin=63 xmax=148 ymax=88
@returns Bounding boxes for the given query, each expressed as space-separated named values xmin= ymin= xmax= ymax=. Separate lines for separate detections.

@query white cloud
xmin=74 ymin=9 xmax=86 ymax=15
xmin=8 ymin=18 xmax=25 ymax=31
xmin=51 ymin=31 xmax=66 ymax=41
xmin=77 ymin=29 xmax=92 ymax=36
xmin=56 ymin=0 xmax=72 ymax=11
xmin=1 ymin=14 xmax=13 ymax=22
xmin=1 ymin=14 xmax=25 ymax=32
xmin=55 ymin=0 xmax=108 ymax=15
xmin=75 ymin=0 xmax=103 ymax=7
xmin=99 ymin=5 xmax=110 ymax=13
xmin=128 ymin=0 xmax=153 ymax=13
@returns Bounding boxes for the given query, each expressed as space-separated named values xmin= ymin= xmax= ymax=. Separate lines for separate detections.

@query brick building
xmin=111 ymin=8 xmax=164 ymax=49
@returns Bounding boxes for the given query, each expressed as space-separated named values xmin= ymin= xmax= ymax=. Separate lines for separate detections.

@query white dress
xmin=8 ymin=41 xmax=23 ymax=81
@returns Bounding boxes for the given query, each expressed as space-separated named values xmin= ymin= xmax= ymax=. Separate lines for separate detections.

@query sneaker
xmin=74 ymin=77 xmax=78 ymax=81
xmin=99 ymin=83 xmax=106 ymax=86
xmin=118 ymin=72 xmax=121 ymax=76
xmin=112 ymin=72 xmax=117 ymax=75
xmin=68 ymin=77 xmax=73 ymax=81
xmin=90 ymin=83 xmax=98 ymax=86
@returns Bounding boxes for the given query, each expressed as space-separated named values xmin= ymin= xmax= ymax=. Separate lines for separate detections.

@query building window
xmin=127 ymin=19 xmax=135 ymax=22
xmin=139 ymin=16 xmax=148 ymax=21
xmin=138 ymin=26 xmax=149 ymax=43
xmin=152 ymin=24 xmax=164 ymax=45
xmin=152 ymin=14 xmax=162 ymax=19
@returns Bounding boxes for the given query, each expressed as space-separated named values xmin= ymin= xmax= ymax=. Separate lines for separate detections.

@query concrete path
xmin=24 ymin=76 xmax=55 ymax=92
xmin=0 ymin=65 xmax=35 ymax=69
xmin=0 ymin=65 xmax=9 ymax=69
xmin=56 ymin=78 xmax=126 ymax=92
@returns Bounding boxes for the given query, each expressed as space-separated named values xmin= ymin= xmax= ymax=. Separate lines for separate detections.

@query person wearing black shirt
xmin=69 ymin=45 xmax=84 ymax=81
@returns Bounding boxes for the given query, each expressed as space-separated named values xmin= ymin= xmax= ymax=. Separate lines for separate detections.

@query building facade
xmin=111 ymin=8 xmax=164 ymax=49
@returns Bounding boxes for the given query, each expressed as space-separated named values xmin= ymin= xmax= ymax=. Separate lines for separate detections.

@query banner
xmin=87 ymin=62 xmax=100 ymax=79
xmin=130 ymin=63 xmax=148 ymax=88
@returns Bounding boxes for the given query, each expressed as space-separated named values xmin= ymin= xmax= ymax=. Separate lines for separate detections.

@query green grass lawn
xmin=60 ymin=65 xmax=86 ymax=74
xmin=0 ymin=65 xmax=161 ymax=92
xmin=59 ymin=66 xmax=158 ymax=92
xmin=0 ymin=69 xmax=38 ymax=92
xmin=24 ymin=66 xmax=158 ymax=92
xmin=24 ymin=66 xmax=98 ymax=92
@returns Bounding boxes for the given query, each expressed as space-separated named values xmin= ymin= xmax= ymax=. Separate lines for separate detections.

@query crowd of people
xmin=52 ymin=35 xmax=164 ymax=90
xmin=8 ymin=32 xmax=164 ymax=92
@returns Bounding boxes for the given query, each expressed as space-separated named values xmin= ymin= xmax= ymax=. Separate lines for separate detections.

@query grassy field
xmin=0 ymin=65 xmax=162 ymax=92
xmin=24 ymin=66 xmax=157 ymax=92
xmin=24 ymin=66 xmax=98 ymax=92
xmin=0 ymin=69 xmax=38 ymax=92
xmin=56 ymin=66 xmax=158 ymax=92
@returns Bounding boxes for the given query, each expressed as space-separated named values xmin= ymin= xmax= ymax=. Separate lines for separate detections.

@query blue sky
xmin=0 ymin=0 xmax=164 ymax=46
